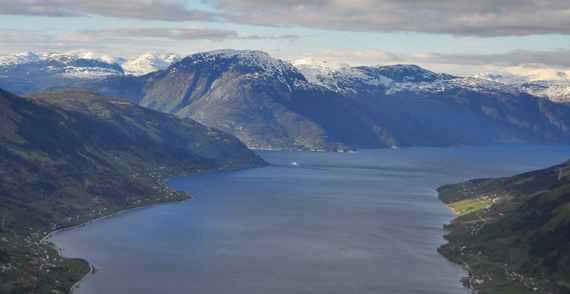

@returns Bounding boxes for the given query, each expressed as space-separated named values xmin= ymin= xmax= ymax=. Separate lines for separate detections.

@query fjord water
xmin=50 ymin=144 xmax=570 ymax=294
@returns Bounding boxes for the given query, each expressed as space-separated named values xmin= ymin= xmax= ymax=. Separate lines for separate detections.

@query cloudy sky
xmin=1 ymin=0 xmax=570 ymax=75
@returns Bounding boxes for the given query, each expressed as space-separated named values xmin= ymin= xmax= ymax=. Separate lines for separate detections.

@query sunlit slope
xmin=438 ymin=160 xmax=570 ymax=294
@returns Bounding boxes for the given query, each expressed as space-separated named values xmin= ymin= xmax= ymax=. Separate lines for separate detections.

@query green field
xmin=447 ymin=198 xmax=495 ymax=215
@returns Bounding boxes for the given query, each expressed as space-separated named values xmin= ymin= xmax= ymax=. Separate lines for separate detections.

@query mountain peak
xmin=198 ymin=49 xmax=293 ymax=75
xmin=374 ymin=64 xmax=452 ymax=83
xmin=0 ymin=49 xmax=184 ymax=77
xmin=0 ymin=51 xmax=41 ymax=65
xmin=165 ymin=49 xmax=306 ymax=87
xmin=121 ymin=52 xmax=184 ymax=76
xmin=47 ymin=49 xmax=121 ymax=65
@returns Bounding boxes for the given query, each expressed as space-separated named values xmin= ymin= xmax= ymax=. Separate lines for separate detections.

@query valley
xmin=0 ymin=49 xmax=569 ymax=294
xmin=3 ymin=1 xmax=570 ymax=293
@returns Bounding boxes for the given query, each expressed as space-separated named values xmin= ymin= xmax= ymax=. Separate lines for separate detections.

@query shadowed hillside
xmin=0 ymin=88 xmax=267 ymax=293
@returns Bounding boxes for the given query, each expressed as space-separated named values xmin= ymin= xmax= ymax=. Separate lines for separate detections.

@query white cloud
xmin=2 ymin=0 xmax=570 ymax=37
xmin=0 ymin=28 xmax=302 ymax=58
xmin=82 ymin=27 xmax=238 ymax=41
xmin=209 ymin=0 xmax=570 ymax=37
xmin=0 ymin=30 xmax=70 ymax=53
xmin=0 ymin=0 xmax=216 ymax=21
xmin=56 ymin=34 xmax=100 ymax=42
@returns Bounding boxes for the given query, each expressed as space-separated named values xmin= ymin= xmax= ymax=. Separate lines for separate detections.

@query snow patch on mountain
xmin=291 ymin=58 xmax=350 ymax=86
xmin=519 ymin=80 xmax=570 ymax=102
xmin=187 ymin=50 xmax=312 ymax=91
xmin=203 ymin=50 xmax=297 ymax=77
xmin=294 ymin=61 xmax=520 ymax=96
xmin=472 ymin=69 xmax=570 ymax=102
xmin=0 ymin=52 xmax=41 ymax=65
xmin=0 ymin=49 xmax=184 ymax=78
xmin=57 ymin=67 xmax=125 ymax=79
xmin=121 ymin=52 xmax=184 ymax=76
xmin=48 ymin=49 xmax=125 ymax=65
xmin=472 ymin=69 xmax=570 ymax=84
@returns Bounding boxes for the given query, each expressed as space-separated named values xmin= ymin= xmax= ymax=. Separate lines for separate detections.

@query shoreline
xmin=40 ymin=164 xmax=266 ymax=294
xmin=439 ymin=202 xmax=476 ymax=293
xmin=70 ymin=265 xmax=95 ymax=294
xmin=40 ymin=197 xmax=193 ymax=294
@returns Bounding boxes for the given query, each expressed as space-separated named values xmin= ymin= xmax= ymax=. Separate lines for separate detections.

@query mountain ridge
xmin=70 ymin=50 xmax=500 ymax=151
xmin=63 ymin=49 xmax=570 ymax=151
xmin=0 ymin=49 xmax=184 ymax=76
xmin=3 ymin=49 xmax=570 ymax=102
xmin=3 ymin=49 xmax=570 ymax=151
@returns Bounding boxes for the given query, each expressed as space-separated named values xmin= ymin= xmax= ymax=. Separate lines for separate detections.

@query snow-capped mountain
xmin=3 ymin=48 xmax=570 ymax=103
xmin=292 ymin=62 xmax=520 ymax=97
xmin=0 ymin=51 xmax=42 ymax=65
xmin=70 ymin=49 xmax=359 ymax=151
xmin=472 ymin=69 xmax=570 ymax=85
xmin=0 ymin=49 xmax=184 ymax=78
xmin=0 ymin=49 xmax=187 ymax=94
xmin=151 ymin=49 xmax=312 ymax=93
xmin=2 ymin=48 xmax=570 ymax=151
xmin=519 ymin=80 xmax=570 ymax=103
xmin=48 ymin=49 xmax=125 ymax=65
xmin=63 ymin=49 xmax=570 ymax=151
xmin=0 ymin=51 xmax=125 ymax=94
xmin=293 ymin=60 xmax=570 ymax=102
xmin=471 ymin=69 xmax=570 ymax=102
xmin=121 ymin=52 xmax=184 ymax=76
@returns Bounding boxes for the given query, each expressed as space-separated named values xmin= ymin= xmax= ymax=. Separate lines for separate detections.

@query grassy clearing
xmin=448 ymin=198 xmax=495 ymax=215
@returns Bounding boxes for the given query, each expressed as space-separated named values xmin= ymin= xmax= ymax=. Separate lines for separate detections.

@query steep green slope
xmin=0 ymin=88 xmax=267 ymax=293
xmin=437 ymin=160 xmax=570 ymax=294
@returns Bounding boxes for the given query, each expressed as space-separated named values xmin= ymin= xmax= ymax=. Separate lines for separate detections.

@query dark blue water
xmin=50 ymin=144 xmax=570 ymax=294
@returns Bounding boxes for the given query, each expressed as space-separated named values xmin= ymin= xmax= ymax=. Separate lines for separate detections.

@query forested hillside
xmin=0 ymin=88 xmax=267 ymax=293
xmin=438 ymin=159 xmax=570 ymax=293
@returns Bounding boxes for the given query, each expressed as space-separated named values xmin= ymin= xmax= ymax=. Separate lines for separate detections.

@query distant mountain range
xmin=295 ymin=58 xmax=570 ymax=103
xmin=0 ymin=50 xmax=184 ymax=94
xmin=0 ymin=49 xmax=184 ymax=76
xmin=2 ymin=49 xmax=570 ymax=151
xmin=2 ymin=49 xmax=570 ymax=102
